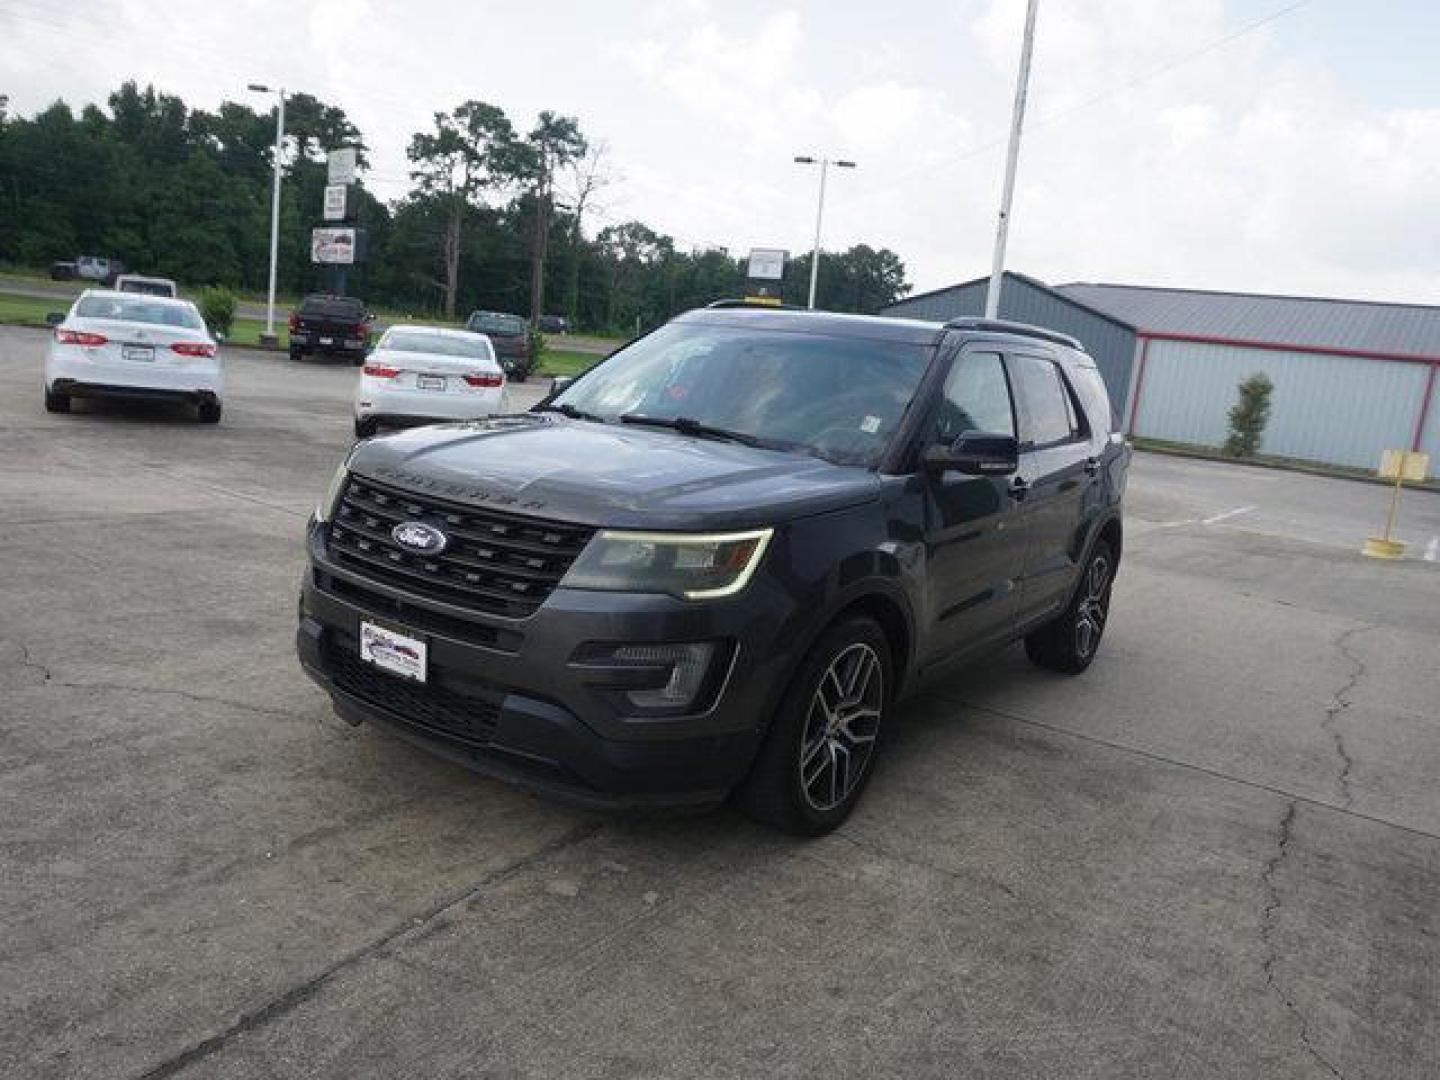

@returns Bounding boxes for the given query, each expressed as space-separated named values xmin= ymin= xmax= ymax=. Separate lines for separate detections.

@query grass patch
xmin=538 ymin=348 xmax=603 ymax=377
xmin=0 ymin=293 xmax=64 ymax=325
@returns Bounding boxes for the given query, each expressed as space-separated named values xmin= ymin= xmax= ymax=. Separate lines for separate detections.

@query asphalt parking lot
xmin=3 ymin=322 xmax=1439 ymax=1080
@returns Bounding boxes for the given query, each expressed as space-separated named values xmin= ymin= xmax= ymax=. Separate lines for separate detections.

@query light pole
xmin=984 ymin=0 xmax=1040 ymax=319
xmin=793 ymin=155 xmax=856 ymax=310
xmin=248 ymin=83 xmax=285 ymax=345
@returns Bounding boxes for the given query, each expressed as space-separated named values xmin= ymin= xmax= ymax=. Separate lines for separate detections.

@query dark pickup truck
xmin=289 ymin=295 xmax=372 ymax=363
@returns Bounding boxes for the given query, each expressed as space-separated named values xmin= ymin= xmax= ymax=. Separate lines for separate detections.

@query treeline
xmin=0 ymin=84 xmax=911 ymax=331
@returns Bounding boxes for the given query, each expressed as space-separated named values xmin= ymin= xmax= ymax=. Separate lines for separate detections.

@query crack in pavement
xmin=0 ymin=639 xmax=53 ymax=687
xmin=1258 ymin=802 xmax=1345 ymax=1080
xmin=132 ymin=818 xmax=605 ymax=1080
xmin=47 ymin=679 xmax=319 ymax=723
xmin=1322 ymin=626 xmax=1371 ymax=810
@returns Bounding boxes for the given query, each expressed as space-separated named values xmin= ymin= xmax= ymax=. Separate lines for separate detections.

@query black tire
xmin=289 ymin=348 xmax=305 ymax=362
xmin=44 ymin=387 xmax=71 ymax=414
xmin=511 ymin=368 xmax=528 ymax=383
xmin=1024 ymin=539 xmax=1114 ymax=674
xmin=354 ymin=416 xmax=379 ymax=439
xmin=350 ymin=353 xmax=365 ymax=367
xmin=197 ymin=399 xmax=222 ymax=424
xmin=739 ymin=616 xmax=891 ymax=836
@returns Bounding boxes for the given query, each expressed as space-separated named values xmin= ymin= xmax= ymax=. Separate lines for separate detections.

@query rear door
xmin=1006 ymin=351 xmax=1096 ymax=624
xmin=921 ymin=346 xmax=1028 ymax=662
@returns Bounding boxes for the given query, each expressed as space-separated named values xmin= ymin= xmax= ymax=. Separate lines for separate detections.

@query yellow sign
xmin=1378 ymin=449 xmax=1429 ymax=482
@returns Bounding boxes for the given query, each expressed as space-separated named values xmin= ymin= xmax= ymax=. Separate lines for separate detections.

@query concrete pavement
xmin=2 ymin=324 xmax=1438 ymax=1079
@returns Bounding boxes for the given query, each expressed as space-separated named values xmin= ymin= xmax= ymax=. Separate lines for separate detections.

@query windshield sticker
xmin=860 ymin=415 xmax=881 ymax=434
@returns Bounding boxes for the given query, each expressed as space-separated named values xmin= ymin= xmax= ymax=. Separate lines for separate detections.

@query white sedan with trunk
xmin=44 ymin=290 xmax=223 ymax=422
xmin=353 ymin=326 xmax=509 ymax=438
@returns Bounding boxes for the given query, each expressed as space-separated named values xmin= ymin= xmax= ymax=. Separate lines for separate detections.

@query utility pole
xmin=984 ymin=0 xmax=1039 ymax=320
xmin=248 ymin=84 xmax=286 ymax=344
xmin=794 ymin=155 xmax=856 ymax=309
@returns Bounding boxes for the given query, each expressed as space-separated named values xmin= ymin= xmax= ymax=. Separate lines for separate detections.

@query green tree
xmin=517 ymin=111 xmax=586 ymax=327
xmin=406 ymin=101 xmax=522 ymax=318
xmin=1223 ymin=373 xmax=1274 ymax=457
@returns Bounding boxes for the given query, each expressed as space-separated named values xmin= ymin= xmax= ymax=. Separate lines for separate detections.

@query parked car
xmin=44 ymin=290 xmax=223 ymax=422
xmin=114 ymin=274 xmax=178 ymax=298
xmin=288 ymin=294 xmax=372 ymax=363
xmin=464 ymin=310 xmax=531 ymax=381
xmin=353 ymin=325 xmax=509 ymax=438
xmin=538 ymin=314 xmax=568 ymax=334
xmin=49 ymin=261 xmax=77 ymax=282
xmin=298 ymin=304 xmax=1128 ymax=834
xmin=75 ymin=255 xmax=126 ymax=286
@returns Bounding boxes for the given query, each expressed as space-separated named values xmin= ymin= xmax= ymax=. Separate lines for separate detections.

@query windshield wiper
xmin=619 ymin=413 xmax=769 ymax=448
xmin=535 ymin=402 xmax=606 ymax=423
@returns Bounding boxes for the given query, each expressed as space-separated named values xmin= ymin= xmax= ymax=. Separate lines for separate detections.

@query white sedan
xmin=353 ymin=326 xmax=510 ymax=438
xmin=44 ymin=290 xmax=223 ymax=423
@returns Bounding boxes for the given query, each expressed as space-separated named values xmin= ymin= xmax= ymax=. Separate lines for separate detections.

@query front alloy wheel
xmin=798 ymin=642 xmax=883 ymax=813
xmin=740 ymin=616 xmax=891 ymax=835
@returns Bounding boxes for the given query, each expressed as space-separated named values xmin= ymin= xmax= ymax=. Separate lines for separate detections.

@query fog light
xmin=611 ymin=643 xmax=716 ymax=709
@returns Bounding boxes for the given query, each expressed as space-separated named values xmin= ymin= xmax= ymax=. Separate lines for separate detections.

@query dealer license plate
xmin=359 ymin=621 xmax=427 ymax=683
xmin=417 ymin=375 xmax=446 ymax=391
xmin=122 ymin=344 xmax=154 ymax=362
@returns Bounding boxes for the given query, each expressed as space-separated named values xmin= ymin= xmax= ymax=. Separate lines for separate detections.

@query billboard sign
xmin=327 ymin=148 xmax=357 ymax=185
xmin=322 ymin=184 xmax=348 ymax=221
xmin=311 ymin=227 xmax=357 ymax=265
xmin=746 ymin=248 xmax=786 ymax=281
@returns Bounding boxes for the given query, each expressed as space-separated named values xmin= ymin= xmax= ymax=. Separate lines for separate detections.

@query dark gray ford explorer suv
xmin=298 ymin=304 xmax=1129 ymax=834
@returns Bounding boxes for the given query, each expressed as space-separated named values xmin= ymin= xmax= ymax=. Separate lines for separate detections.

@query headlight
xmin=315 ymin=460 xmax=351 ymax=523
xmin=561 ymin=528 xmax=773 ymax=600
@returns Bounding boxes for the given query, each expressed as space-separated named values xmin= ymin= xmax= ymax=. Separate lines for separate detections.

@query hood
xmin=347 ymin=414 xmax=880 ymax=530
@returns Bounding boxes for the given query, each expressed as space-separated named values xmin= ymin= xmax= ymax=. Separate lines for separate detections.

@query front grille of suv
xmin=327 ymin=475 xmax=595 ymax=618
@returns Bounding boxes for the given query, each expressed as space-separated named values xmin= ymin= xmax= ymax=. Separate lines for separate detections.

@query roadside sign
xmin=747 ymin=248 xmax=787 ymax=281
xmin=311 ymin=227 xmax=357 ymax=265
xmin=322 ymin=184 xmax=348 ymax=221
xmin=327 ymin=148 xmax=357 ymax=185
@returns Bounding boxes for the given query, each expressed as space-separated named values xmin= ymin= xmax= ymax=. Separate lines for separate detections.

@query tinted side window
xmin=935 ymin=351 xmax=1014 ymax=442
xmin=1071 ymin=365 xmax=1116 ymax=433
xmin=1010 ymin=354 xmax=1078 ymax=446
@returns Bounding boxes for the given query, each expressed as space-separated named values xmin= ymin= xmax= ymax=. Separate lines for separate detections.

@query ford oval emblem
xmin=391 ymin=521 xmax=448 ymax=554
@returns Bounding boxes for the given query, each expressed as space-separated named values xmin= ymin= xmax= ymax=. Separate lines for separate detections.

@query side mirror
xmin=46 ymin=312 xmax=65 ymax=327
xmin=923 ymin=431 xmax=1019 ymax=476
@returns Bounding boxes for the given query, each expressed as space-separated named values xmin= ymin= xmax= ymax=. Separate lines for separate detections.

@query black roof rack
xmin=942 ymin=317 xmax=1083 ymax=350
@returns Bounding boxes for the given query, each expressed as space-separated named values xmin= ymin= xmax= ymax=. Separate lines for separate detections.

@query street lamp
xmin=248 ymin=83 xmax=286 ymax=345
xmin=793 ymin=155 xmax=856 ymax=310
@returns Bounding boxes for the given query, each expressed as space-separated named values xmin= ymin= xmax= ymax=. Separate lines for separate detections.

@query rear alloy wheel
xmin=44 ymin=387 xmax=71 ymax=414
xmin=740 ymin=616 xmax=890 ymax=835
xmin=354 ymin=416 xmax=379 ymax=439
xmin=1024 ymin=540 xmax=1113 ymax=674
xmin=197 ymin=399 xmax=222 ymax=424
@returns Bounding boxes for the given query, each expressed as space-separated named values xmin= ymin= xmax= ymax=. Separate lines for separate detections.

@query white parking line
xmin=1425 ymin=536 xmax=1439 ymax=563
xmin=1202 ymin=505 xmax=1257 ymax=526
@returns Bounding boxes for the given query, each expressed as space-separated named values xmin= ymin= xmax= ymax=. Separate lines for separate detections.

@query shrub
xmin=528 ymin=328 xmax=547 ymax=369
xmin=1223 ymin=373 xmax=1274 ymax=457
xmin=197 ymin=286 xmax=236 ymax=339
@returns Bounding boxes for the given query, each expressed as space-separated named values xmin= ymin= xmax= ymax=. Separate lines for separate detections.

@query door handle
xmin=1008 ymin=477 xmax=1029 ymax=501
xmin=1084 ymin=457 xmax=1101 ymax=477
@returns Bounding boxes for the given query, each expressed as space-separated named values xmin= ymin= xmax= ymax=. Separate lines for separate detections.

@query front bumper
xmin=297 ymin=524 xmax=799 ymax=806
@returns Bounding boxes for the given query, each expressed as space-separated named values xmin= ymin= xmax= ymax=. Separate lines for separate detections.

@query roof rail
xmin=705 ymin=297 xmax=803 ymax=310
xmin=943 ymin=317 xmax=1082 ymax=350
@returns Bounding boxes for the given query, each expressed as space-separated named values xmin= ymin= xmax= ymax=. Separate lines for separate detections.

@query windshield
xmin=468 ymin=313 xmax=526 ymax=336
xmin=551 ymin=322 xmax=933 ymax=466
xmin=74 ymin=295 xmax=204 ymax=330
xmin=380 ymin=331 xmax=493 ymax=359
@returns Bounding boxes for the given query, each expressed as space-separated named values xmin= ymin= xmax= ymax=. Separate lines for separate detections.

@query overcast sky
xmin=3 ymin=0 xmax=1437 ymax=303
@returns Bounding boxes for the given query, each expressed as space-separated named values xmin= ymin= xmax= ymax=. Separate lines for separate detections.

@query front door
xmin=921 ymin=347 xmax=1028 ymax=662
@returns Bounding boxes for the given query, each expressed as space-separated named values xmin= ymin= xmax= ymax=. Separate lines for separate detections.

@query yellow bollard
xmin=1363 ymin=450 xmax=1429 ymax=559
